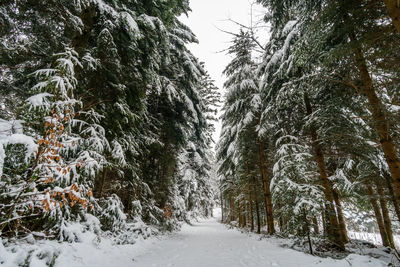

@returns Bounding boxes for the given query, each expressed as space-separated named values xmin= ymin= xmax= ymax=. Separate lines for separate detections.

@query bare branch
xmin=214 ymin=24 xmax=241 ymax=37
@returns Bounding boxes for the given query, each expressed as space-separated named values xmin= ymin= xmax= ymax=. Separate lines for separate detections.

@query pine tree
xmin=217 ymin=29 xmax=276 ymax=233
xmin=1 ymin=0 xmax=218 ymax=241
xmin=253 ymin=0 xmax=400 ymax=249
xmin=0 ymin=48 xmax=108 ymax=237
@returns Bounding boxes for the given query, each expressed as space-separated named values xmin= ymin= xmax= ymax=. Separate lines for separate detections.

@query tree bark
xmin=252 ymin=176 xmax=261 ymax=234
xmin=312 ymin=217 xmax=320 ymax=235
xmin=238 ymin=201 xmax=242 ymax=227
xmin=332 ymin=188 xmax=349 ymax=243
xmin=255 ymin=198 xmax=261 ymax=234
xmin=304 ymin=94 xmax=345 ymax=250
xmin=383 ymin=0 xmax=400 ymax=33
xmin=384 ymin=173 xmax=400 ymax=222
xmin=303 ymin=209 xmax=314 ymax=255
xmin=221 ymin=193 xmax=224 ymax=223
xmin=230 ymin=195 xmax=235 ymax=222
xmin=351 ymin=38 xmax=400 ymax=207
xmin=376 ymin=179 xmax=395 ymax=248
xmin=321 ymin=209 xmax=327 ymax=236
xmin=258 ymin=139 xmax=275 ymax=234
xmin=98 ymin=168 xmax=107 ymax=198
xmin=280 ymin=215 xmax=287 ymax=233
xmin=248 ymin=177 xmax=255 ymax=232
xmin=367 ymin=184 xmax=391 ymax=247
xmin=241 ymin=201 xmax=246 ymax=228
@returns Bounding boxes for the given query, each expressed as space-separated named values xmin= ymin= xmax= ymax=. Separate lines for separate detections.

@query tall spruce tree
xmin=0 ymin=0 xmax=218 ymax=241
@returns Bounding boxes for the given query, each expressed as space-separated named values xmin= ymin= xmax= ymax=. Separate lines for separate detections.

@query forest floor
xmin=128 ymin=212 xmax=387 ymax=267
xmin=1 ymin=210 xmax=392 ymax=266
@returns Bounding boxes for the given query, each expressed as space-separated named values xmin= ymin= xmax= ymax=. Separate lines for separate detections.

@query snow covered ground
xmin=131 ymin=212 xmax=386 ymax=267
xmin=348 ymin=230 xmax=400 ymax=248
xmin=1 ymin=209 xmax=390 ymax=266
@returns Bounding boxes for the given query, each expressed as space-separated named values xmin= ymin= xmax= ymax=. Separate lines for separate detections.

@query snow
xmin=183 ymin=94 xmax=199 ymax=124
xmin=0 ymin=209 xmax=390 ymax=266
xmin=348 ymin=231 xmax=400 ymax=248
xmin=120 ymin=11 xmax=141 ymax=39
xmin=112 ymin=140 xmax=126 ymax=166
xmin=94 ymin=0 xmax=119 ymax=17
xmin=0 ymin=119 xmax=24 ymax=136
xmin=26 ymin=93 xmax=53 ymax=108
xmin=243 ymin=111 xmax=254 ymax=125
xmin=0 ymin=144 xmax=4 ymax=176
xmin=0 ymin=133 xmax=38 ymax=161
xmin=389 ymin=104 xmax=400 ymax=112
xmin=240 ymin=79 xmax=256 ymax=90
xmin=251 ymin=94 xmax=261 ymax=109
xmin=129 ymin=210 xmax=387 ymax=267
xmin=138 ymin=14 xmax=157 ymax=30
xmin=282 ymin=20 xmax=297 ymax=36
xmin=172 ymin=26 xmax=198 ymax=43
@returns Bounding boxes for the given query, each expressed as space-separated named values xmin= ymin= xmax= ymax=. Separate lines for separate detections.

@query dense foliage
xmin=217 ymin=0 xmax=400 ymax=252
xmin=0 ymin=0 xmax=219 ymax=241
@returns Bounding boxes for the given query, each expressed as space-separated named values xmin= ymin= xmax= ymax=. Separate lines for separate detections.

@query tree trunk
xmin=367 ymin=184 xmax=391 ymax=247
xmin=304 ymin=94 xmax=344 ymax=250
xmin=238 ymin=201 xmax=242 ymax=227
xmin=281 ymin=216 xmax=287 ymax=233
xmin=383 ymin=0 xmax=400 ymax=33
xmin=321 ymin=209 xmax=327 ymax=236
xmin=252 ymin=176 xmax=261 ymax=234
xmin=384 ymin=173 xmax=400 ymax=222
xmin=303 ymin=209 xmax=314 ymax=255
xmin=246 ymin=161 xmax=254 ymax=231
xmin=376 ymin=179 xmax=395 ymax=248
xmin=241 ymin=201 xmax=246 ymax=228
xmin=219 ymin=191 xmax=224 ymax=222
xmin=312 ymin=217 xmax=320 ymax=235
xmin=98 ymin=168 xmax=108 ymax=198
xmin=351 ymin=39 xmax=400 ymax=207
xmin=230 ymin=196 xmax=235 ymax=222
xmin=258 ymin=139 xmax=275 ymax=234
xmin=279 ymin=217 xmax=284 ymax=232
xmin=332 ymin=188 xmax=349 ymax=243
xmin=248 ymin=178 xmax=255 ymax=232
xmin=261 ymin=177 xmax=268 ymax=227
xmin=255 ymin=199 xmax=261 ymax=234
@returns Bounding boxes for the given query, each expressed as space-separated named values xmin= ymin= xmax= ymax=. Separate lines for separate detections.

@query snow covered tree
xmin=247 ymin=0 xmax=400 ymax=250
xmin=257 ymin=0 xmax=400 ymax=210
xmin=271 ymin=134 xmax=322 ymax=235
xmin=217 ymin=29 xmax=277 ymax=234
xmin=0 ymin=48 xmax=108 ymax=238
xmin=1 ymin=0 xmax=217 ymax=243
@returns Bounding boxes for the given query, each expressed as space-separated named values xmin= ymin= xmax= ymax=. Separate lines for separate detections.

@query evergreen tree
xmin=1 ymin=0 xmax=218 ymax=241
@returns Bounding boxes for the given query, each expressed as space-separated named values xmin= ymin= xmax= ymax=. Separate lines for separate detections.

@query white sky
xmin=179 ymin=0 xmax=268 ymax=147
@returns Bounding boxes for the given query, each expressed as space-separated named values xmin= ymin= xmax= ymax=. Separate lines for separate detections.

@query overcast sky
xmin=179 ymin=0 xmax=268 ymax=147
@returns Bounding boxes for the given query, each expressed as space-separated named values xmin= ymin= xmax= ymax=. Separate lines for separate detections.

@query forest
xmin=1 ymin=0 xmax=219 ymax=243
xmin=1 ymin=0 xmax=400 ymax=266
xmin=217 ymin=0 xmax=400 ymax=255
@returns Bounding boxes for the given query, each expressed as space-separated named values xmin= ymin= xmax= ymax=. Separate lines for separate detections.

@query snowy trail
xmin=130 ymin=214 xmax=384 ymax=267
xmin=1 ymin=214 xmax=388 ymax=267
xmin=48 ymin=210 xmax=387 ymax=267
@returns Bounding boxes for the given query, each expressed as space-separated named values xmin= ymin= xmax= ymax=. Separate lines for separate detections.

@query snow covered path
xmin=35 ymin=210 xmax=388 ymax=267
xmin=130 ymin=215 xmax=384 ymax=267
xmin=1 ymin=215 xmax=389 ymax=267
